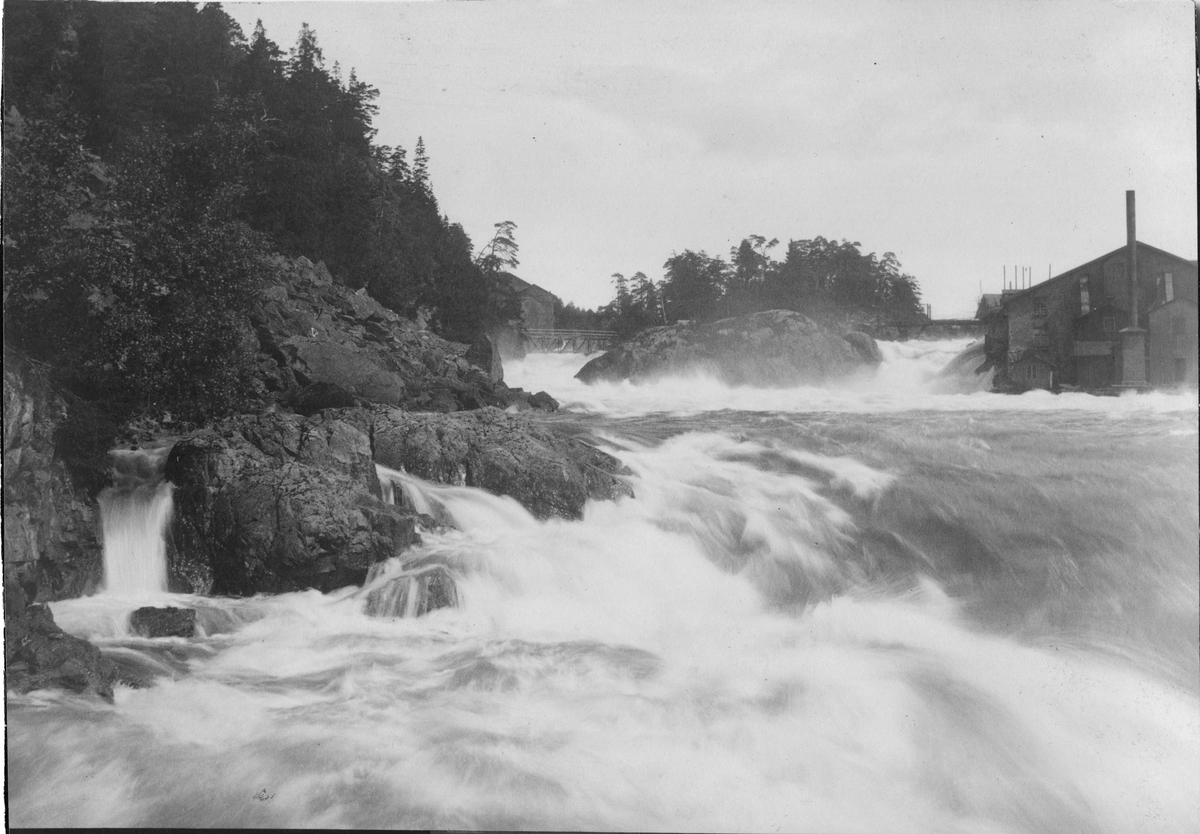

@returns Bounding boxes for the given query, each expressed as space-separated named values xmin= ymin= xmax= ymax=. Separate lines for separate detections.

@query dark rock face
xmin=575 ymin=310 xmax=882 ymax=386
xmin=3 ymin=364 xmax=104 ymax=604
xmin=249 ymin=256 xmax=539 ymax=413
xmin=286 ymin=381 xmax=359 ymax=416
xmin=349 ymin=406 xmax=633 ymax=520
xmin=528 ymin=390 xmax=560 ymax=412
xmin=129 ymin=607 xmax=197 ymax=638
xmin=465 ymin=333 xmax=504 ymax=384
xmin=4 ymin=567 xmax=118 ymax=701
xmin=166 ymin=412 xmax=419 ymax=596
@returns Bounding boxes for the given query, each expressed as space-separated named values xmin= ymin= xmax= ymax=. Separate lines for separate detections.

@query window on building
xmin=1103 ymin=317 xmax=1116 ymax=335
xmin=1027 ymin=365 xmax=1036 ymax=380
xmin=1164 ymin=273 xmax=1174 ymax=302
xmin=1033 ymin=331 xmax=1049 ymax=347
xmin=1032 ymin=299 xmax=1048 ymax=317
xmin=1080 ymin=277 xmax=1090 ymax=315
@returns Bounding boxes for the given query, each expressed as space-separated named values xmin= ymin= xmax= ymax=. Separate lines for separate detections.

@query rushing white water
xmin=98 ymin=446 xmax=175 ymax=597
xmin=8 ymin=341 xmax=1199 ymax=831
xmin=503 ymin=338 xmax=1195 ymax=416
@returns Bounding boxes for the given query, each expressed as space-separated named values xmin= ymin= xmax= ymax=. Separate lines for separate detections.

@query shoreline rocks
xmin=343 ymin=405 xmax=633 ymax=521
xmin=165 ymin=411 xmax=419 ymax=596
xmin=4 ymin=569 xmax=119 ymax=701
xmin=576 ymin=310 xmax=882 ymax=386
xmin=4 ymin=255 xmax=625 ymax=698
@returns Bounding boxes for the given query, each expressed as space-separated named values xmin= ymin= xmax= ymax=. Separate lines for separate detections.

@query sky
xmin=224 ymin=0 xmax=1197 ymax=318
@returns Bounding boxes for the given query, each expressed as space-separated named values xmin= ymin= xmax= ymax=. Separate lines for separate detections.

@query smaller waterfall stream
xmin=98 ymin=446 xmax=174 ymax=596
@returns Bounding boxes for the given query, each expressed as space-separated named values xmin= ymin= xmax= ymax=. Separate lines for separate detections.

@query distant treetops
xmin=575 ymin=236 xmax=926 ymax=335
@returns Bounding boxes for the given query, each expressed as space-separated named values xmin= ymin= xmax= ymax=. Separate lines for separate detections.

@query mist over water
xmin=8 ymin=341 xmax=1199 ymax=831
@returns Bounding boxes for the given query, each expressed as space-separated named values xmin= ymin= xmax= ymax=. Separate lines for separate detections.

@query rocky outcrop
xmin=3 ymin=362 xmax=104 ymax=603
xmin=129 ymin=607 xmax=197 ymax=638
xmin=249 ymin=256 xmax=551 ymax=413
xmin=165 ymin=411 xmax=420 ymax=596
xmin=164 ymin=406 xmax=631 ymax=595
xmin=575 ymin=310 xmax=882 ymax=386
xmin=465 ymin=333 xmax=504 ymax=384
xmin=4 ymin=566 xmax=119 ymax=701
xmin=342 ymin=405 xmax=633 ymax=521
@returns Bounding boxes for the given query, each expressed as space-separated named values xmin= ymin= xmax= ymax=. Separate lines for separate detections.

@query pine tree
xmin=413 ymin=136 xmax=429 ymax=188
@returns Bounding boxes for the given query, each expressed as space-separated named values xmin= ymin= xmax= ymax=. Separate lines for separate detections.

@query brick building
xmin=984 ymin=242 xmax=1196 ymax=390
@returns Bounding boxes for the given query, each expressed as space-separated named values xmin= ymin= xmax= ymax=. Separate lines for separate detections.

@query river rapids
xmin=6 ymin=339 xmax=1199 ymax=831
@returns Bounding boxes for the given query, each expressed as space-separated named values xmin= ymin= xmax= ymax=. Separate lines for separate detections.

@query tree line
xmin=3 ymin=1 xmax=519 ymax=425
xmin=564 ymin=235 xmax=926 ymax=334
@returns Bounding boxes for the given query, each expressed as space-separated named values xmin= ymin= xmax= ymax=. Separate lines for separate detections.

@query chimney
xmin=1118 ymin=190 xmax=1147 ymax=388
xmin=1127 ymin=190 xmax=1138 ymax=328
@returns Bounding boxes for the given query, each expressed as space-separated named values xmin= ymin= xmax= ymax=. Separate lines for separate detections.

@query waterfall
xmin=97 ymin=446 xmax=174 ymax=596
xmin=364 ymin=464 xmax=462 ymax=618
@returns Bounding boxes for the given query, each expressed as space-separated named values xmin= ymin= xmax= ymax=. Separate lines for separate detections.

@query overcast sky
xmin=225 ymin=0 xmax=1196 ymax=317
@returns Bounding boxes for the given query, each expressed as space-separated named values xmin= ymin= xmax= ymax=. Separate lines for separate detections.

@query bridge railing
xmin=524 ymin=329 xmax=616 ymax=353
xmin=525 ymin=329 xmax=615 ymax=340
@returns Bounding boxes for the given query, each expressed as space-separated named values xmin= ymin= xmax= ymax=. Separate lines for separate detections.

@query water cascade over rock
xmin=8 ymin=342 xmax=1198 ymax=830
xmin=98 ymin=446 xmax=174 ymax=596
xmin=575 ymin=309 xmax=882 ymax=386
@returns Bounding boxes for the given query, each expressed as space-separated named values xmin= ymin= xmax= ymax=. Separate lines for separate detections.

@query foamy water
xmin=504 ymin=339 xmax=1197 ymax=417
xmin=8 ymin=341 xmax=1198 ymax=831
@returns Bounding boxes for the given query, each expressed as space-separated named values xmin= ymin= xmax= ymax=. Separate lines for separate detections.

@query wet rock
xmin=843 ymin=330 xmax=884 ymax=364
xmin=130 ymin=607 xmax=197 ymax=638
xmin=166 ymin=412 xmax=420 ymax=595
xmin=4 ymin=568 xmax=118 ymax=701
xmin=365 ymin=564 xmax=459 ymax=618
xmin=529 ymin=391 xmax=560 ymax=412
xmin=575 ymin=310 xmax=882 ymax=386
xmin=351 ymin=405 xmax=632 ymax=520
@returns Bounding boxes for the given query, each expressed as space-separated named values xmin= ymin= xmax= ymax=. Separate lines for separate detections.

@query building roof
xmin=1001 ymin=241 xmax=1196 ymax=306
xmin=503 ymin=272 xmax=557 ymax=302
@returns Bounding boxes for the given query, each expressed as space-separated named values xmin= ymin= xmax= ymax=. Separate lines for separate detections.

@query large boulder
xmin=575 ymin=310 xmax=882 ymax=386
xmin=248 ymin=256 xmax=548 ymax=413
xmin=341 ymin=406 xmax=633 ymax=520
xmin=129 ymin=607 xmax=197 ymax=638
xmin=165 ymin=412 xmax=420 ymax=596
xmin=465 ymin=333 xmax=504 ymax=384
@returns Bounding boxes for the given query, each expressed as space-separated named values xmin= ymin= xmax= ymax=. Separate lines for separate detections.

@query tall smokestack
xmin=1118 ymin=190 xmax=1147 ymax=388
xmin=1127 ymin=190 xmax=1138 ymax=328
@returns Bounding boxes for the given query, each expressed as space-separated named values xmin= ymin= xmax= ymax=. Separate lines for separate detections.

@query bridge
xmin=870 ymin=319 xmax=985 ymax=340
xmin=525 ymin=329 xmax=615 ymax=354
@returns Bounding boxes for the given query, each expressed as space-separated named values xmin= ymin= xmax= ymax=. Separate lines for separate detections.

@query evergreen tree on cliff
xmin=3 ymin=1 xmax=509 ymax=424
